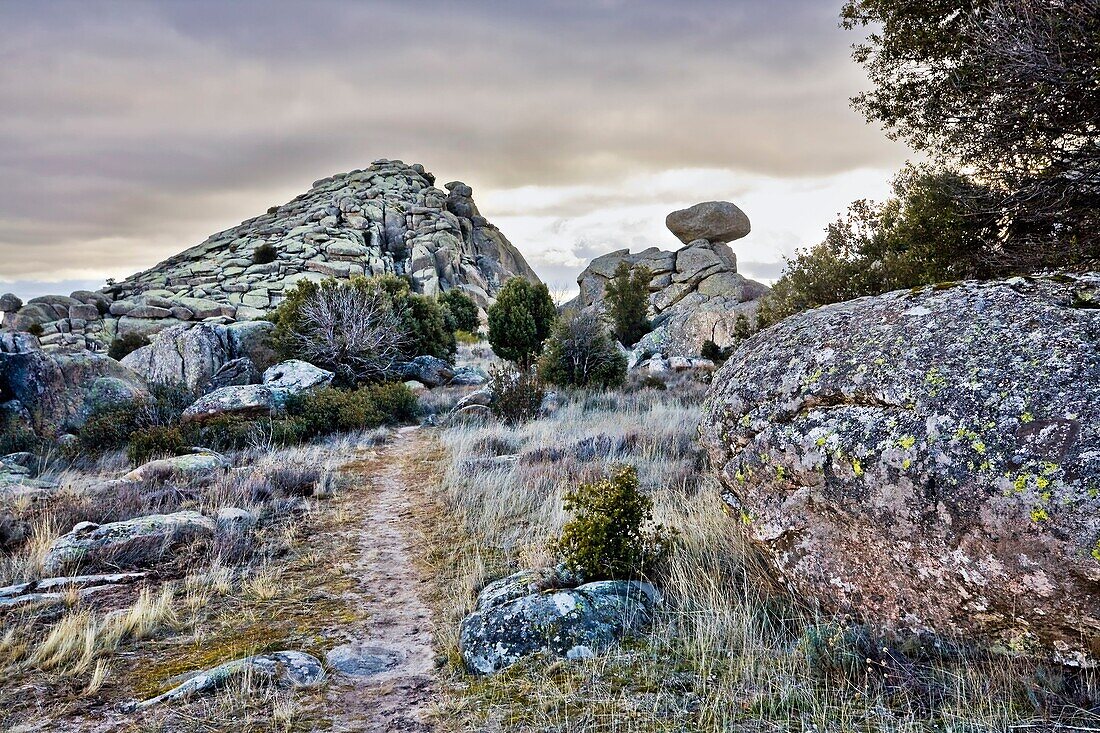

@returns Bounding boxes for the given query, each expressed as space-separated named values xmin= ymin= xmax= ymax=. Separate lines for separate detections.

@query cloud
xmin=0 ymin=0 xmax=910 ymax=293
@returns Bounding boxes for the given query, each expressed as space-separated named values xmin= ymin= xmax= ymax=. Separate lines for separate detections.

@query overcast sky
xmin=0 ymin=0 xmax=910 ymax=300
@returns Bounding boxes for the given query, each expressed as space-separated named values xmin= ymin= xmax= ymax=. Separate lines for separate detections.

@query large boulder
xmin=0 ymin=350 xmax=149 ymax=437
xmin=700 ymin=273 xmax=1100 ymax=663
xmin=398 ymin=355 xmax=455 ymax=388
xmin=262 ymin=360 xmax=334 ymax=403
xmin=460 ymin=568 xmax=658 ymax=674
xmin=225 ymin=321 xmax=277 ymax=370
xmin=665 ymin=201 xmax=751 ymax=245
xmin=121 ymin=323 xmax=230 ymax=392
xmin=43 ymin=511 xmax=216 ymax=574
xmin=181 ymin=385 xmax=278 ymax=424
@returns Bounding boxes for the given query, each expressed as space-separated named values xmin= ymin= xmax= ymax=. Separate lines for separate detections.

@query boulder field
xmin=700 ymin=273 xmax=1100 ymax=663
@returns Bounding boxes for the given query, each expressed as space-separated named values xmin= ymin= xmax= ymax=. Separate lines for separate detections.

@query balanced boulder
xmin=665 ymin=201 xmax=751 ymax=245
xmin=700 ymin=273 xmax=1100 ymax=662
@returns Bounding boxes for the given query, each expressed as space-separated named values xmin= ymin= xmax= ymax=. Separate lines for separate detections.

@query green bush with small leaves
xmin=127 ymin=425 xmax=187 ymax=465
xmin=552 ymin=465 xmax=672 ymax=581
xmin=605 ymin=261 xmax=652 ymax=346
xmin=0 ymin=411 xmax=39 ymax=455
xmin=284 ymin=382 xmax=418 ymax=440
xmin=107 ymin=333 xmax=150 ymax=361
xmin=78 ymin=382 xmax=193 ymax=454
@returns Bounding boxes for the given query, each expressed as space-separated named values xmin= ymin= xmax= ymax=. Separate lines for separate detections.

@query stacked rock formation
xmin=2 ymin=159 xmax=539 ymax=352
xmin=574 ymin=200 xmax=769 ymax=360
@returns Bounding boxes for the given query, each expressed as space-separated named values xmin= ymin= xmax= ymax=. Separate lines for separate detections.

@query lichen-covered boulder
xmin=181 ymin=384 xmax=278 ymax=423
xmin=120 ymin=323 xmax=230 ymax=392
xmin=202 ymin=357 xmax=260 ymax=394
xmin=0 ymin=350 xmax=149 ymax=437
xmin=459 ymin=570 xmax=658 ymax=674
xmin=127 ymin=650 xmax=323 ymax=710
xmin=43 ymin=511 xmax=216 ymax=574
xmin=262 ymin=359 xmax=334 ymax=402
xmin=121 ymin=451 xmax=231 ymax=483
xmin=700 ymin=273 xmax=1100 ymax=663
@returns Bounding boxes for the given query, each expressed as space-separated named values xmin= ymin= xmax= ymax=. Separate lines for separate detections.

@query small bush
xmin=127 ymin=426 xmax=187 ymax=465
xmin=78 ymin=382 xmax=193 ymax=454
xmin=799 ymin=623 xmax=876 ymax=683
xmin=552 ymin=465 xmax=671 ymax=581
xmin=605 ymin=261 xmax=652 ymax=346
xmin=184 ymin=415 xmax=260 ymax=452
xmin=367 ymin=382 xmax=419 ymax=424
xmin=539 ymin=310 xmax=626 ymax=389
xmin=27 ymin=323 xmax=44 ymax=337
xmin=487 ymin=365 xmax=544 ymax=425
xmin=439 ymin=288 xmax=480 ymax=333
xmin=107 ymin=333 xmax=150 ymax=361
xmin=253 ymin=243 xmax=278 ymax=264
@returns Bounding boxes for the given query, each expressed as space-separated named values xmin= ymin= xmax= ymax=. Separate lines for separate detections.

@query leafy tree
xmin=604 ymin=262 xmax=652 ymax=346
xmin=400 ymin=292 xmax=456 ymax=363
xmin=756 ymin=166 xmax=1001 ymax=327
xmin=487 ymin=278 xmax=556 ymax=368
xmin=539 ymin=310 xmax=626 ymax=389
xmin=439 ymin=288 xmax=480 ymax=334
xmin=842 ymin=0 xmax=1100 ymax=268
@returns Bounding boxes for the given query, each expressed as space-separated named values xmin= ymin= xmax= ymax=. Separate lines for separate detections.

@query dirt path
xmin=323 ymin=426 xmax=439 ymax=732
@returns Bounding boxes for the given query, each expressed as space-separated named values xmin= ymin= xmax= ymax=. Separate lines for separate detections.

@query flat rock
xmin=182 ymin=384 xmax=278 ymax=423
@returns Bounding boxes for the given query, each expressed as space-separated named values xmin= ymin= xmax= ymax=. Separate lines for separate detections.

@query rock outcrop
xmin=574 ymin=203 xmax=769 ymax=360
xmin=700 ymin=273 xmax=1100 ymax=663
xmin=3 ymin=159 xmax=540 ymax=353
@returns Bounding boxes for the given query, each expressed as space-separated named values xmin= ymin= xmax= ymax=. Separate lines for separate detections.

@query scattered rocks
xmin=665 ymin=200 xmax=751 ymax=245
xmin=700 ymin=272 xmax=1100 ymax=663
xmin=43 ymin=511 xmax=216 ymax=574
xmin=460 ymin=568 xmax=659 ymax=674
xmin=127 ymin=651 xmax=324 ymax=710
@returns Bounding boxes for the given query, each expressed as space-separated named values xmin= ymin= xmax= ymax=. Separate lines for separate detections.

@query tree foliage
xmin=604 ymin=262 xmax=652 ymax=346
xmin=757 ymin=166 xmax=1002 ymax=326
xmin=539 ymin=310 xmax=627 ymax=389
xmin=486 ymin=278 xmax=556 ymax=367
xmin=842 ymin=0 xmax=1100 ymax=267
xmin=438 ymin=288 xmax=480 ymax=334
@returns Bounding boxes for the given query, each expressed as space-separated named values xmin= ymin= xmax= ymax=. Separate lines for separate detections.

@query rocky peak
xmin=3 ymin=159 xmax=540 ymax=352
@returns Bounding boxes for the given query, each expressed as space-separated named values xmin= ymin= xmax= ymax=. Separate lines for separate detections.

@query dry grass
xmin=424 ymin=387 xmax=1100 ymax=733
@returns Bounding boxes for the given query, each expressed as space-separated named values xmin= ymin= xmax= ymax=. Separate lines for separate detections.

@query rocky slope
xmin=573 ymin=201 xmax=769 ymax=360
xmin=700 ymin=272 xmax=1100 ymax=662
xmin=1 ymin=159 xmax=539 ymax=352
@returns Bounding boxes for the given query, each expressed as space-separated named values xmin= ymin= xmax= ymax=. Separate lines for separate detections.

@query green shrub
xmin=0 ymin=411 xmax=38 ymax=454
xmin=284 ymin=382 xmax=417 ymax=440
xmin=127 ymin=426 xmax=187 ymax=465
xmin=253 ymin=242 xmax=278 ymax=264
xmin=183 ymin=415 xmax=260 ymax=452
xmin=605 ymin=262 xmax=652 ymax=346
xmin=401 ymin=292 xmax=456 ymax=362
xmin=487 ymin=365 xmax=544 ymax=425
xmin=78 ymin=382 xmax=193 ymax=454
xmin=454 ymin=330 xmax=480 ymax=345
xmin=487 ymin=278 xmax=556 ymax=368
xmin=552 ymin=465 xmax=671 ymax=581
xmin=439 ymin=288 xmax=480 ymax=333
xmin=538 ymin=310 xmax=626 ymax=389
xmin=107 ymin=333 xmax=151 ymax=361
xmin=799 ymin=623 xmax=876 ymax=683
